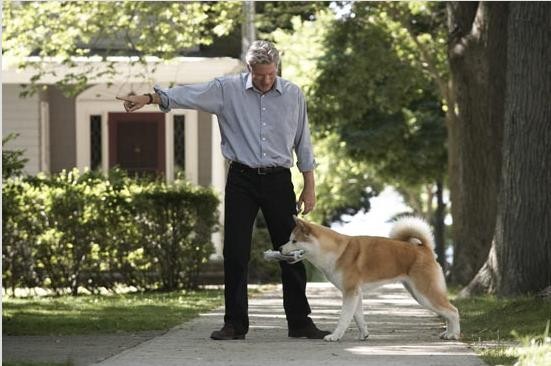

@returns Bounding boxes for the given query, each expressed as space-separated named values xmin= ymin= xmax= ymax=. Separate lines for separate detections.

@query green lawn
xmin=452 ymin=292 xmax=551 ymax=366
xmin=2 ymin=289 xmax=223 ymax=336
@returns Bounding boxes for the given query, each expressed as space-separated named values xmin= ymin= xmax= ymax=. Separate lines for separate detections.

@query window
xmin=90 ymin=115 xmax=102 ymax=170
xmin=174 ymin=115 xmax=186 ymax=173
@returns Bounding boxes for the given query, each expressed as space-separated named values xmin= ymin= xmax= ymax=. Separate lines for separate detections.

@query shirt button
xmin=262 ymin=107 xmax=266 ymax=111
xmin=262 ymin=123 xmax=267 ymax=126
xmin=262 ymin=137 xmax=266 ymax=141
xmin=263 ymin=153 xmax=267 ymax=156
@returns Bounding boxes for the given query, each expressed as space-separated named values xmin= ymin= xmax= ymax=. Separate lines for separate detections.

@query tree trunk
xmin=463 ymin=2 xmax=551 ymax=297
xmin=495 ymin=2 xmax=551 ymax=296
xmin=433 ymin=180 xmax=447 ymax=271
xmin=447 ymin=2 xmax=504 ymax=285
xmin=444 ymin=81 xmax=460 ymax=274
xmin=459 ymin=243 xmax=498 ymax=298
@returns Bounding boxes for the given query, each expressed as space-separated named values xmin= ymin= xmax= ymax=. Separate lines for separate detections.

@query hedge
xmin=2 ymin=169 xmax=219 ymax=295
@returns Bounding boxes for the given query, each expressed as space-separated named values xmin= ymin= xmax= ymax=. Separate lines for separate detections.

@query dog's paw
xmin=324 ymin=333 xmax=342 ymax=342
xmin=439 ymin=331 xmax=460 ymax=340
xmin=358 ymin=329 xmax=369 ymax=341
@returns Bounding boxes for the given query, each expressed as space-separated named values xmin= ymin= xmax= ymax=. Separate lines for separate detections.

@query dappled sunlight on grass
xmin=449 ymin=291 xmax=551 ymax=365
xmin=453 ymin=295 xmax=551 ymax=342
xmin=2 ymin=289 xmax=223 ymax=336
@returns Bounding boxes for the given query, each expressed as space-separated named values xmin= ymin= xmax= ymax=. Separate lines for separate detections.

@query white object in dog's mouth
xmin=263 ymin=249 xmax=305 ymax=264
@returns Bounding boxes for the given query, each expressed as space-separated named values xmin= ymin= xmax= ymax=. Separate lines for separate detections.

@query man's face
xmin=249 ymin=63 xmax=277 ymax=93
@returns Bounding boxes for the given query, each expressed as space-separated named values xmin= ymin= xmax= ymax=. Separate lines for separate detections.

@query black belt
xmin=231 ymin=162 xmax=289 ymax=175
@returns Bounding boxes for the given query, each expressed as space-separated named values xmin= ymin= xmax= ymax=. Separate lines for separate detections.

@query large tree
xmin=446 ymin=2 xmax=506 ymax=285
xmin=462 ymin=2 xmax=551 ymax=296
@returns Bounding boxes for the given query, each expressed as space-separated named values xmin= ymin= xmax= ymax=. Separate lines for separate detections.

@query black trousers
xmin=223 ymin=164 xmax=313 ymax=334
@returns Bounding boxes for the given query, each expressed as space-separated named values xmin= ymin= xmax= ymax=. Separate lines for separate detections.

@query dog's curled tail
xmin=389 ymin=216 xmax=435 ymax=250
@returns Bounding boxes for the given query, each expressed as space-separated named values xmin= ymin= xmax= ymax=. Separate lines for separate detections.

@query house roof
xmin=1 ymin=56 xmax=244 ymax=85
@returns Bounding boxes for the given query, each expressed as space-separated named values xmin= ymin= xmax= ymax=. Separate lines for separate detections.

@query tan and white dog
xmin=280 ymin=216 xmax=460 ymax=342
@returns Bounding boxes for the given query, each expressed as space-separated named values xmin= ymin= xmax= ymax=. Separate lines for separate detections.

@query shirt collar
xmin=245 ymin=73 xmax=283 ymax=95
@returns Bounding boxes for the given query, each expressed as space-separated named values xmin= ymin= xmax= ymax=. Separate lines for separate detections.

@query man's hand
xmin=297 ymin=186 xmax=316 ymax=215
xmin=297 ymin=170 xmax=316 ymax=215
xmin=116 ymin=95 xmax=148 ymax=112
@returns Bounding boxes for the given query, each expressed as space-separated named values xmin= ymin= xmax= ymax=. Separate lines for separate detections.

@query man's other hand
xmin=297 ymin=186 xmax=316 ymax=215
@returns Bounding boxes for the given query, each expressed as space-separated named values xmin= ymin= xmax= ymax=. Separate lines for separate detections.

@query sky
xmin=330 ymin=187 xmax=411 ymax=237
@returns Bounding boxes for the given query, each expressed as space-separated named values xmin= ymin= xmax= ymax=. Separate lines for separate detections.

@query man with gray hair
xmin=118 ymin=40 xmax=328 ymax=340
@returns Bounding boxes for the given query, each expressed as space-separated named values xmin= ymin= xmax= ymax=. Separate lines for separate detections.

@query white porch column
xmin=39 ymin=101 xmax=50 ymax=173
xmin=184 ymin=110 xmax=199 ymax=185
xmin=165 ymin=113 xmax=174 ymax=182
xmin=165 ymin=110 xmax=198 ymax=184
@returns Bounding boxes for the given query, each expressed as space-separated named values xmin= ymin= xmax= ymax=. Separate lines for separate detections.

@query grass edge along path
xmin=2 ymin=287 xmax=229 ymax=366
xmin=2 ymin=288 xmax=225 ymax=336
xmin=451 ymin=291 xmax=551 ymax=366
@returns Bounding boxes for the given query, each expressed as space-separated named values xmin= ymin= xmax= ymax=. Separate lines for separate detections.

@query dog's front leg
xmin=324 ymin=289 xmax=360 ymax=342
xmin=353 ymin=294 xmax=369 ymax=340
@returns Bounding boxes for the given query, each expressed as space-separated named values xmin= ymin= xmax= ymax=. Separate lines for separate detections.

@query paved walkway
xmin=3 ymin=331 xmax=164 ymax=365
xmin=95 ymin=283 xmax=486 ymax=366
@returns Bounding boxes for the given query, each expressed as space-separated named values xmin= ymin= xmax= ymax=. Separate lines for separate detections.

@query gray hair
xmin=245 ymin=40 xmax=280 ymax=69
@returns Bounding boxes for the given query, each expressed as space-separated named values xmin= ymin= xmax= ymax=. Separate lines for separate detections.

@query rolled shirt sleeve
xmin=153 ymin=79 xmax=223 ymax=115
xmin=294 ymin=90 xmax=316 ymax=172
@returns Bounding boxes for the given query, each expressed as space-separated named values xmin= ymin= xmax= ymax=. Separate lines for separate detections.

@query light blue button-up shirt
xmin=154 ymin=73 xmax=316 ymax=172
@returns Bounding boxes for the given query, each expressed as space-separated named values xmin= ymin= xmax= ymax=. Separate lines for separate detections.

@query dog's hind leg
xmin=406 ymin=270 xmax=461 ymax=340
xmin=324 ymin=288 xmax=360 ymax=342
xmin=353 ymin=291 xmax=369 ymax=340
xmin=402 ymin=280 xmax=422 ymax=303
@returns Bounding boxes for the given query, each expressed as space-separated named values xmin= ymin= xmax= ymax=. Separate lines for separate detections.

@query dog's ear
xmin=295 ymin=216 xmax=312 ymax=236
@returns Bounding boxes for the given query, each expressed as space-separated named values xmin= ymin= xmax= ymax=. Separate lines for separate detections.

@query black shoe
xmin=210 ymin=324 xmax=246 ymax=340
xmin=288 ymin=323 xmax=331 ymax=339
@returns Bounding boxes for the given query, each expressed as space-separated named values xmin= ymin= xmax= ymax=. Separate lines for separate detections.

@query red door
xmin=108 ymin=112 xmax=165 ymax=177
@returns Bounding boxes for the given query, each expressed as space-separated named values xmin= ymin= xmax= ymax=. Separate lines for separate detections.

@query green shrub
xmin=33 ymin=170 xmax=108 ymax=295
xmin=2 ymin=133 xmax=29 ymax=180
xmin=133 ymin=177 xmax=219 ymax=290
xmin=2 ymin=169 xmax=219 ymax=295
xmin=2 ymin=178 xmax=43 ymax=292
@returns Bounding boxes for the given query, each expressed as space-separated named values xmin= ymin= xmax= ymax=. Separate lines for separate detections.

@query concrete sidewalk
xmin=96 ymin=283 xmax=486 ymax=366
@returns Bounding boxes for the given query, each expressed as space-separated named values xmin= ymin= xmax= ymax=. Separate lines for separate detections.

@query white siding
xmin=2 ymin=85 xmax=41 ymax=175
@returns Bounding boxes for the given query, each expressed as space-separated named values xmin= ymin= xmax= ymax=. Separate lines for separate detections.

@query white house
xmin=2 ymin=56 xmax=245 ymax=258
